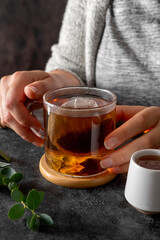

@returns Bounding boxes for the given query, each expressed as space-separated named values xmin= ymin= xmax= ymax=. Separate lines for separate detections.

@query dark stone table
xmin=0 ymin=127 xmax=160 ymax=240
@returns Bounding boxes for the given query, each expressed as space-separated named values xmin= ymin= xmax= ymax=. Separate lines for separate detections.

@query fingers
xmin=100 ymin=106 xmax=160 ymax=173
xmin=0 ymin=75 xmax=10 ymax=126
xmin=1 ymin=70 xmax=50 ymax=106
xmin=0 ymin=85 xmax=6 ymax=128
xmin=101 ymin=122 xmax=160 ymax=173
xmin=109 ymin=163 xmax=129 ymax=174
xmin=24 ymin=75 xmax=64 ymax=99
xmin=24 ymin=69 xmax=81 ymax=100
xmin=105 ymin=107 xmax=160 ymax=150
xmin=4 ymin=87 xmax=42 ymax=128
xmin=7 ymin=117 xmax=43 ymax=147
xmin=0 ymin=70 xmax=50 ymax=144
xmin=1 ymin=73 xmax=43 ymax=129
xmin=24 ymin=76 xmax=62 ymax=99
xmin=116 ymin=105 xmax=146 ymax=122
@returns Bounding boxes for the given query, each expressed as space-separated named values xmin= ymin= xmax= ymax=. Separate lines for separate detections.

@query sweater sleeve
xmin=45 ymin=0 xmax=87 ymax=85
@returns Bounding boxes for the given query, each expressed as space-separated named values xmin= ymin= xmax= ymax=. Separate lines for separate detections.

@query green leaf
xmin=30 ymin=213 xmax=37 ymax=228
xmin=40 ymin=213 xmax=54 ymax=226
xmin=30 ymin=214 xmax=40 ymax=231
xmin=8 ymin=182 xmax=18 ymax=191
xmin=26 ymin=189 xmax=41 ymax=210
xmin=1 ymin=167 xmax=16 ymax=178
xmin=32 ymin=217 xmax=40 ymax=231
xmin=23 ymin=195 xmax=26 ymax=203
xmin=26 ymin=214 xmax=32 ymax=230
xmin=0 ymin=150 xmax=11 ymax=162
xmin=8 ymin=204 xmax=25 ymax=220
xmin=0 ymin=161 xmax=10 ymax=168
xmin=8 ymin=182 xmax=13 ymax=191
xmin=11 ymin=189 xmax=24 ymax=202
xmin=26 ymin=214 xmax=40 ymax=231
xmin=10 ymin=173 xmax=23 ymax=183
xmin=38 ymin=191 xmax=44 ymax=204
xmin=2 ymin=177 xmax=10 ymax=185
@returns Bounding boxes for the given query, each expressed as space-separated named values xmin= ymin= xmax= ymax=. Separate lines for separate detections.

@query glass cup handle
xmin=27 ymin=100 xmax=44 ymax=139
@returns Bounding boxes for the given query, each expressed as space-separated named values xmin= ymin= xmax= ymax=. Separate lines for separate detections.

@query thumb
xmin=24 ymin=77 xmax=57 ymax=99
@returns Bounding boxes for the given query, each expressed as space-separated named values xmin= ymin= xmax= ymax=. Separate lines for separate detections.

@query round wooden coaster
xmin=39 ymin=154 xmax=117 ymax=188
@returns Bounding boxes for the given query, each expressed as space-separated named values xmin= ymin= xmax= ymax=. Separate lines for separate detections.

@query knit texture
xmin=45 ymin=0 xmax=110 ymax=86
xmin=46 ymin=0 xmax=160 ymax=106
xmin=96 ymin=0 xmax=160 ymax=106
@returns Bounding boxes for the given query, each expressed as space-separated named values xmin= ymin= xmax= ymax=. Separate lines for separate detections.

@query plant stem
xmin=0 ymin=150 xmax=11 ymax=162
xmin=21 ymin=201 xmax=40 ymax=217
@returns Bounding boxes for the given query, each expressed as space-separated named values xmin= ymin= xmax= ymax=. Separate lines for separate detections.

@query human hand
xmin=0 ymin=70 xmax=79 ymax=146
xmin=0 ymin=70 xmax=56 ymax=146
xmin=100 ymin=105 xmax=160 ymax=173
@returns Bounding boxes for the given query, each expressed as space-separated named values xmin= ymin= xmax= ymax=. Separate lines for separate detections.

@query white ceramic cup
xmin=124 ymin=149 xmax=160 ymax=214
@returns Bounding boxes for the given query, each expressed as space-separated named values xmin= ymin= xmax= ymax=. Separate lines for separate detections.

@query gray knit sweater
xmin=46 ymin=0 xmax=160 ymax=106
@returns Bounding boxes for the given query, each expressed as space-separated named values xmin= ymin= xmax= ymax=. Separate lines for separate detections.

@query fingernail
xmin=100 ymin=158 xmax=113 ymax=169
xmin=27 ymin=86 xmax=40 ymax=94
xmin=33 ymin=142 xmax=44 ymax=147
xmin=104 ymin=137 xmax=117 ymax=149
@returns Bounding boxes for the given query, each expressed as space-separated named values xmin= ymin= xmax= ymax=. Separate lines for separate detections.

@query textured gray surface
xmin=1 ymin=127 xmax=160 ymax=240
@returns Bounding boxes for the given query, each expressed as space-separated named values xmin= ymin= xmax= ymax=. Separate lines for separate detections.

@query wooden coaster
xmin=39 ymin=154 xmax=117 ymax=188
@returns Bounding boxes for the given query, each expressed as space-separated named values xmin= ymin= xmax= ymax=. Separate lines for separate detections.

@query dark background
xmin=0 ymin=0 xmax=67 ymax=78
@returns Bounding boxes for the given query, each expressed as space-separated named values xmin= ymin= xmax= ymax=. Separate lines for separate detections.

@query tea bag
xmin=61 ymin=97 xmax=99 ymax=108
xmin=47 ymin=112 xmax=93 ymax=153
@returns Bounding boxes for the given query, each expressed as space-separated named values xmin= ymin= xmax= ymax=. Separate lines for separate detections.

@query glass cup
xmin=31 ymin=87 xmax=117 ymax=177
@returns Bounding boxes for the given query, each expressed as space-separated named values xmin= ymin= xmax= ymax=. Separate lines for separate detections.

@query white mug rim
xmin=131 ymin=149 xmax=160 ymax=172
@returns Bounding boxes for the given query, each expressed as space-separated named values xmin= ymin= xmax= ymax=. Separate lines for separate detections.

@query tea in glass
xmin=43 ymin=87 xmax=116 ymax=177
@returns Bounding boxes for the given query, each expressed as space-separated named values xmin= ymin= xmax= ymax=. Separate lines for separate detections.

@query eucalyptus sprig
xmin=0 ymin=154 xmax=53 ymax=231
xmin=9 ymin=189 xmax=53 ymax=231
